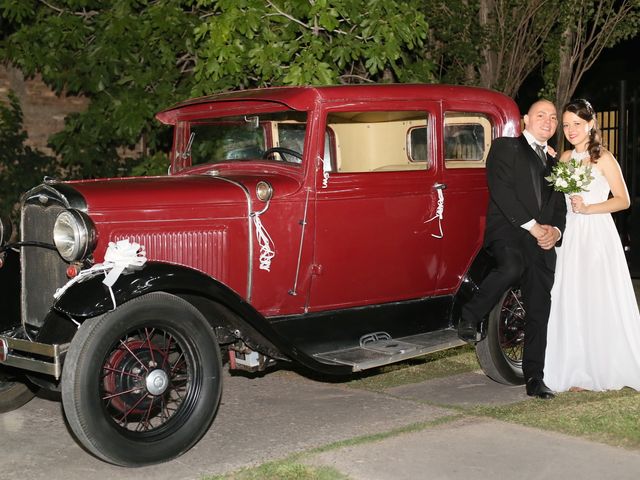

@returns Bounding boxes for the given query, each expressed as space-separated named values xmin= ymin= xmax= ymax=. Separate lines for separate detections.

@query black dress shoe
xmin=526 ymin=378 xmax=555 ymax=399
xmin=457 ymin=317 xmax=484 ymax=343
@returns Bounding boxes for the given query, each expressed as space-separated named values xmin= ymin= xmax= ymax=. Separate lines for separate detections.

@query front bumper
xmin=1 ymin=247 xmax=67 ymax=380
xmin=0 ymin=335 xmax=67 ymax=379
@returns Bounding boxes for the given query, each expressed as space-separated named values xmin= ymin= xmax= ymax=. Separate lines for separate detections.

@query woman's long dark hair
xmin=563 ymin=99 xmax=602 ymax=162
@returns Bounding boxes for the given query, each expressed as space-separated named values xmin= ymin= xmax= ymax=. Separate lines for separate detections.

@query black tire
xmin=61 ymin=292 xmax=222 ymax=466
xmin=0 ymin=368 xmax=37 ymax=413
xmin=475 ymin=288 xmax=525 ymax=385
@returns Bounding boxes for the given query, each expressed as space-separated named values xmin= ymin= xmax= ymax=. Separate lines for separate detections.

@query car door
xmin=436 ymin=105 xmax=510 ymax=292
xmin=309 ymin=102 xmax=444 ymax=311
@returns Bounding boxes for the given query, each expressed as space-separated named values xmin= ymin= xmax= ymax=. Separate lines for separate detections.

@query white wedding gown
xmin=544 ymin=156 xmax=640 ymax=392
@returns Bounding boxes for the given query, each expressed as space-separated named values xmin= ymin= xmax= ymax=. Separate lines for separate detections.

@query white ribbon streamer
xmin=54 ymin=239 xmax=147 ymax=310
xmin=253 ymin=215 xmax=275 ymax=271
xmin=424 ymin=188 xmax=445 ymax=239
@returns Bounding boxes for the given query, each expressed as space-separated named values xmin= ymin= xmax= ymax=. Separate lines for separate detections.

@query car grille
xmin=21 ymin=202 xmax=68 ymax=328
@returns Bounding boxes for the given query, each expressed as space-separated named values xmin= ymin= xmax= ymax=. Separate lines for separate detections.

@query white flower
xmin=546 ymin=158 xmax=593 ymax=194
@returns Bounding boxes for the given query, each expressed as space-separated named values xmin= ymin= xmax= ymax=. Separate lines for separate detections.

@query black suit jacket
xmin=484 ymin=135 xmax=567 ymax=267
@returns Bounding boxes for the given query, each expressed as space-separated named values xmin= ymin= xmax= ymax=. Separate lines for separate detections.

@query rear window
xmin=444 ymin=113 xmax=492 ymax=168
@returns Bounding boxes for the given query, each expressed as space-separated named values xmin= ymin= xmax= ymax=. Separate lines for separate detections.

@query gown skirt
xmin=544 ymin=164 xmax=640 ymax=392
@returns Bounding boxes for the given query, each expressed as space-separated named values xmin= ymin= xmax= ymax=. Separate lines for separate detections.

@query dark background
xmin=516 ymin=37 xmax=640 ymax=112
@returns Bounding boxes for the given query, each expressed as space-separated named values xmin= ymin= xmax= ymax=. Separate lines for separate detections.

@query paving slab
xmin=305 ymin=416 xmax=640 ymax=480
xmin=0 ymin=370 xmax=452 ymax=480
xmin=386 ymin=370 xmax=529 ymax=407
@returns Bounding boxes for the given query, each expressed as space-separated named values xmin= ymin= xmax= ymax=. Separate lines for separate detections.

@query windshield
xmin=181 ymin=111 xmax=308 ymax=167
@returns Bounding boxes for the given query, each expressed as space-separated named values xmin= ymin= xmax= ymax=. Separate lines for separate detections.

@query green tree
xmin=1 ymin=0 xmax=201 ymax=178
xmin=419 ymin=0 xmax=557 ymax=97
xmin=0 ymin=92 xmax=56 ymax=222
xmin=0 ymin=0 xmax=431 ymax=179
xmin=542 ymin=0 xmax=640 ymax=116
xmin=477 ymin=0 xmax=557 ymax=97
xmin=419 ymin=0 xmax=639 ymax=109
xmin=191 ymin=0 xmax=431 ymax=92
xmin=420 ymin=0 xmax=485 ymax=86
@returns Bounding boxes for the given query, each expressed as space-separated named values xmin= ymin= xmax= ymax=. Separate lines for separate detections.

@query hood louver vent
xmin=113 ymin=229 xmax=229 ymax=279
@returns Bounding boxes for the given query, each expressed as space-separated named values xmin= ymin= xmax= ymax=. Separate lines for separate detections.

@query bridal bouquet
xmin=545 ymin=158 xmax=594 ymax=194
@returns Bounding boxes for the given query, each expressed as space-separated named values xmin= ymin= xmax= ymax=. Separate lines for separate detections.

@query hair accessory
xmin=580 ymin=99 xmax=595 ymax=115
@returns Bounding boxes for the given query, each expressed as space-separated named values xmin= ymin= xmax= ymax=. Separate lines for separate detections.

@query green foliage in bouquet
xmin=545 ymin=158 xmax=595 ymax=195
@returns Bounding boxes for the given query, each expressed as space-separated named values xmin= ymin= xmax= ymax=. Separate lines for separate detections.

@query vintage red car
xmin=0 ymin=84 xmax=525 ymax=466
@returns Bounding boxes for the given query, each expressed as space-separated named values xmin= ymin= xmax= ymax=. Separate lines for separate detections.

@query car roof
xmin=155 ymin=84 xmax=517 ymax=125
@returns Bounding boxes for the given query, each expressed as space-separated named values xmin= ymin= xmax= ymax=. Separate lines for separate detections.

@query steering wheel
xmin=262 ymin=147 xmax=303 ymax=163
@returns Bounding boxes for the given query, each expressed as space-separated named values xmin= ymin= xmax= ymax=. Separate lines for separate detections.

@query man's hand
xmin=533 ymin=224 xmax=560 ymax=250
xmin=529 ymin=223 xmax=547 ymax=240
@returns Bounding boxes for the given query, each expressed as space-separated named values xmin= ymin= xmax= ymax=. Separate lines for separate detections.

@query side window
xmin=408 ymin=127 xmax=428 ymax=162
xmin=274 ymin=122 xmax=306 ymax=163
xmin=444 ymin=113 xmax=492 ymax=169
xmin=327 ymin=111 xmax=430 ymax=173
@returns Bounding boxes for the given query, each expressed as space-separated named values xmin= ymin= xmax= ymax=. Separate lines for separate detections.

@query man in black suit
xmin=459 ymin=99 xmax=567 ymax=399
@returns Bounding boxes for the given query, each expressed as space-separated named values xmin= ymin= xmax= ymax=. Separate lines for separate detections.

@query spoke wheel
xmin=102 ymin=333 xmax=187 ymax=430
xmin=476 ymin=288 xmax=525 ymax=385
xmin=62 ymin=292 xmax=222 ymax=466
xmin=0 ymin=368 xmax=37 ymax=413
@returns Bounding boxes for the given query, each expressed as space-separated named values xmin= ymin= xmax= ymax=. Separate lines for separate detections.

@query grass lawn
xmin=205 ymin=462 xmax=349 ymax=480
xmin=474 ymin=388 xmax=640 ymax=449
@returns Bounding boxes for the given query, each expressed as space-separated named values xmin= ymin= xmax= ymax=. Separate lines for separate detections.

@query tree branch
xmin=264 ymin=0 xmax=364 ymax=40
xmin=39 ymin=0 xmax=99 ymax=19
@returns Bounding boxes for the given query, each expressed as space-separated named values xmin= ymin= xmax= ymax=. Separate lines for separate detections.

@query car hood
xmin=57 ymin=173 xmax=301 ymax=213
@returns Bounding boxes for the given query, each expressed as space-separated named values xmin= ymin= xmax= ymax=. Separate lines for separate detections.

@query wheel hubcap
xmin=145 ymin=369 xmax=170 ymax=396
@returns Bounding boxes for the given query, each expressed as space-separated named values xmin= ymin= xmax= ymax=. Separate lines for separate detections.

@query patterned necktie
xmin=534 ymin=143 xmax=547 ymax=169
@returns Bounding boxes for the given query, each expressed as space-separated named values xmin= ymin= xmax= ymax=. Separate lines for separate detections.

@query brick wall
xmin=0 ymin=65 xmax=88 ymax=155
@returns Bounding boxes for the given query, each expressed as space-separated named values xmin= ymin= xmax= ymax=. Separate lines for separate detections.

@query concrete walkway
xmin=305 ymin=415 xmax=640 ymax=480
xmin=305 ymin=371 xmax=640 ymax=479
xmin=1 ymin=370 xmax=451 ymax=480
xmin=2 ymin=368 xmax=640 ymax=480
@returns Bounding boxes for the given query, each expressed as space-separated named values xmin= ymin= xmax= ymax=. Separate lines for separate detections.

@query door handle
xmin=434 ymin=183 xmax=447 ymax=190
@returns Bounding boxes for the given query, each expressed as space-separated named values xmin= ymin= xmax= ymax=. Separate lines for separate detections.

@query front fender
xmin=47 ymin=261 xmax=351 ymax=375
xmin=53 ymin=261 xmax=250 ymax=320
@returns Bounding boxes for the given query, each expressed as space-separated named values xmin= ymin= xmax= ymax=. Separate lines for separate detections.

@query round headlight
xmin=53 ymin=210 xmax=96 ymax=262
xmin=256 ymin=181 xmax=273 ymax=202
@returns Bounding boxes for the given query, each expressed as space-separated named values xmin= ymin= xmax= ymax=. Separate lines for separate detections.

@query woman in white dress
xmin=544 ymin=98 xmax=640 ymax=392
